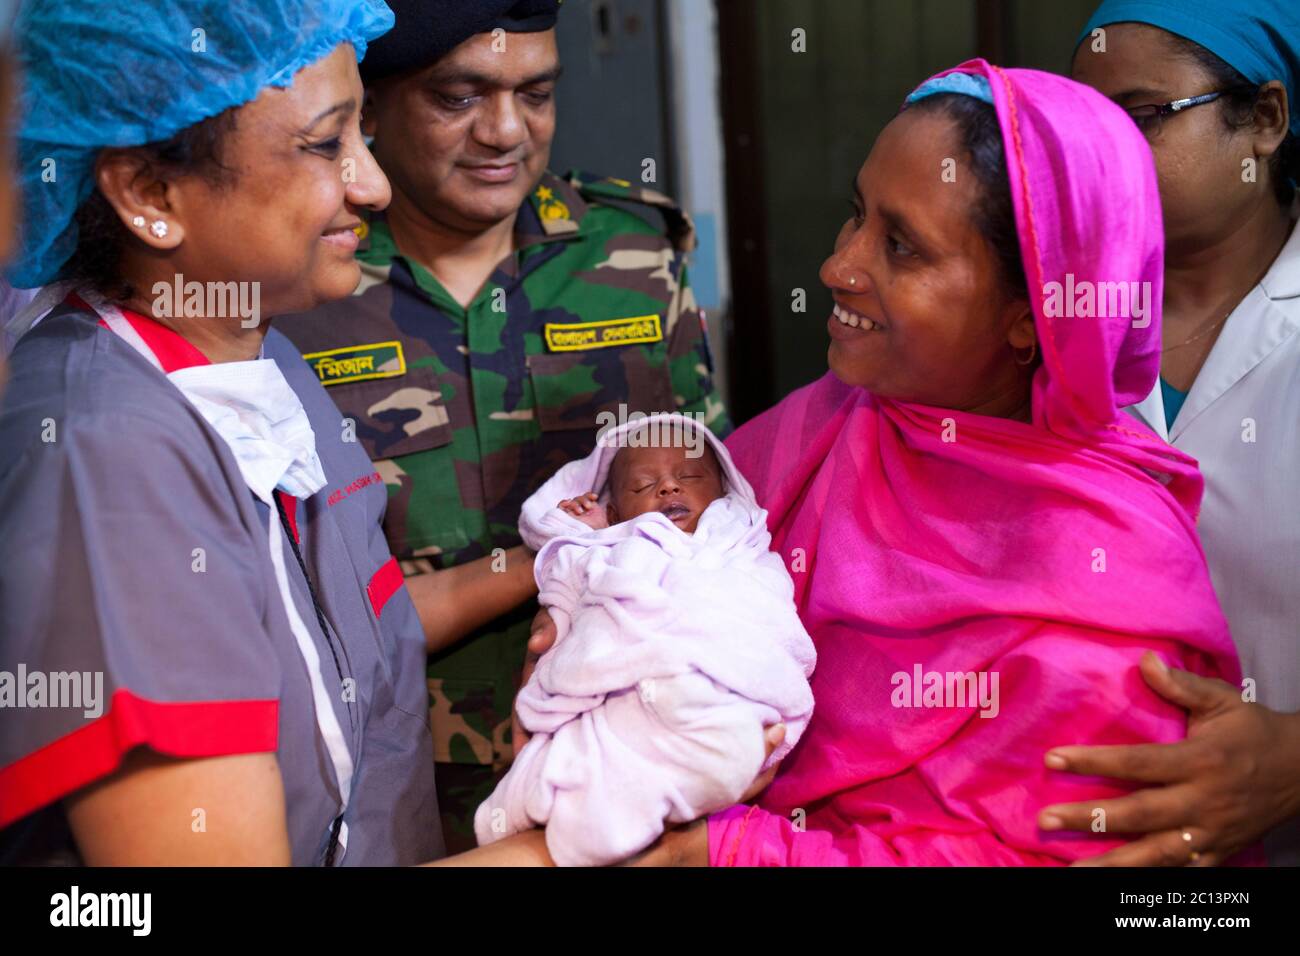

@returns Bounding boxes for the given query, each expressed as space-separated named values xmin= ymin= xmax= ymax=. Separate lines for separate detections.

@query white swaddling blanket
xmin=473 ymin=413 xmax=816 ymax=865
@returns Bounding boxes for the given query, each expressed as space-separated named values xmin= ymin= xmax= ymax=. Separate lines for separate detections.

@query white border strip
xmin=267 ymin=510 xmax=354 ymax=862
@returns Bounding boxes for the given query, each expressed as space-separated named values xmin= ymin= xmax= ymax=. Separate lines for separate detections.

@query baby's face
xmin=607 ymin=443 xmax=725 ymax=533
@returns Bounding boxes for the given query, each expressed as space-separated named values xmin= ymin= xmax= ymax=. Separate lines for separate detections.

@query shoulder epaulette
xmin=565 ymin=170 xmax=697 ymax=253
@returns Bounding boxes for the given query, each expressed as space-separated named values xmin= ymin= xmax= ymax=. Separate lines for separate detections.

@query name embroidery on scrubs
xmin=304 ymin=341 xmax=406 ymax=386
xmin=328 ymin=471 xmax=384 ymax=507
xmin=544 ymin=315 xmax=663 ymax=352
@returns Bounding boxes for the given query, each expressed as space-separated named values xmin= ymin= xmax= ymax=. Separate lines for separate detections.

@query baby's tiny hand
xmin=558 ymin=492 xmax=607 ymax=529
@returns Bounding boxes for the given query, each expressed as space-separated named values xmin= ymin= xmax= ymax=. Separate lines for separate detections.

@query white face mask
xmin=168 ymin=361 xmax=327 ymax=505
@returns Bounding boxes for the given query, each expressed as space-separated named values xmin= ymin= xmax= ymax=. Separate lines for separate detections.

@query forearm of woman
xmin=1280 ymin=711 xmax=1300 ymax=818
xmin=1248 ymin=707 xmax=1300 ymax=827
xmin=65 ymin=749 xmax=292 ymax=865
xmin=425 ymin=821 xmax=709 ymax=867
xmin=623 ymin=820 xmax=710 ymax=866
xmin=425 ymin=828 xmax=555 ymax=866
xmin=407 ymin=546 xmax=538 ymax=654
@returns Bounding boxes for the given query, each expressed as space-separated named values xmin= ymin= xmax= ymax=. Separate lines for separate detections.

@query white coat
xmin=1128 ymin=221 xmax=1300 ymax=865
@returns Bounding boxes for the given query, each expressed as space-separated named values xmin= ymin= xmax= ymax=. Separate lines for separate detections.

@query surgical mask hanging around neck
xmin=167 ymin=361 xmax=327 ymax=505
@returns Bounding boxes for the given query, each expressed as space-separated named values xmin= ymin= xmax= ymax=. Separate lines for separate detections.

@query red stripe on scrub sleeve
xmin=366 ymin=557 xmax=404 ymax=618
xmin=0 ymin=689 xmax=278 ymax=829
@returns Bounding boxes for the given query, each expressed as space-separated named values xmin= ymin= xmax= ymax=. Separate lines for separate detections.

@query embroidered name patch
xmin=303 ymin=341 xmax=405 ymax=386
xmin=544 ymin=316 xmax=663 ymax=352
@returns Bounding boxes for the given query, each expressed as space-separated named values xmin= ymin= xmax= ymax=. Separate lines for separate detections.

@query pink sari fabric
xmin=709 ymin=60 xmax=1240 ymax=866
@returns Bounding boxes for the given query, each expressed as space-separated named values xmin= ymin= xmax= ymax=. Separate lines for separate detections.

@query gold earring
xmin=1015 ymin=340 xmax=1038 ymax=366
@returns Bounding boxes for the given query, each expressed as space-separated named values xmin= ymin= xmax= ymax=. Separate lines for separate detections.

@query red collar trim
xmin=69 ymin=292 xmax=211 ymax=372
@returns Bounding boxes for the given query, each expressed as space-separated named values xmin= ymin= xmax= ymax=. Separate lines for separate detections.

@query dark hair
xmin=905 ymin=92 xmax=1028 ymax=301
xmin=1169 ymin=34 xmax=1299 ymax=209
xmin=64 ymin=108 xmax=240 ymax=301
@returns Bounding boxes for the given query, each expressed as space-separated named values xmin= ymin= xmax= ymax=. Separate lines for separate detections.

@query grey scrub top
xmin=0 ymin=303 xmax=443 ymax=865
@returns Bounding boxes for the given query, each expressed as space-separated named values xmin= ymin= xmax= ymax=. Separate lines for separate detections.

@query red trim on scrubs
xmin=367 ymin=557 xmax=403 ymax=618
xmin=67 ymin=293 xmax=211 ymax=371
xmin=117 ymin=308 xmax=211 ymax=372
xmin=277 ymin=491 xmax=300 ymax=544
xmin=0 ymin=689 xmax=278 ymax=830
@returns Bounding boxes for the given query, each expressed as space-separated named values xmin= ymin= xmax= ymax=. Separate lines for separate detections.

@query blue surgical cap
xmin=1079 ymin=0 xmax=1300 ymax=136
xmin=9 ymin=0 xmax=395 ymax=288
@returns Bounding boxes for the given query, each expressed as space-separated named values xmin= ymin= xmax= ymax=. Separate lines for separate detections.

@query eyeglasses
xmin=1123 ymin=87 xmax=1255 ymax=137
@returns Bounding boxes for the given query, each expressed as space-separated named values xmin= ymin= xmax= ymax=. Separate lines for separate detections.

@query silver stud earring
xmin=849 ymin=277 xmax=857 ymax=286
xmin=131 ymin=215 xmax=145 ymax=228
xmin=150 ymin=220 xmax=168 ymax=239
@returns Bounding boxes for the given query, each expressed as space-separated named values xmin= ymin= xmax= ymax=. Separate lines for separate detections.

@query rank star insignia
xmin=540 ymin=199 xmax=570 ymax=221
xmin=535 ymin=184 xmax=570 ymax=222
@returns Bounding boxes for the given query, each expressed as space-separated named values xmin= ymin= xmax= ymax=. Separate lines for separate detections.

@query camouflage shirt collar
xmin=356 ymin=169 xmax=587 ymax=269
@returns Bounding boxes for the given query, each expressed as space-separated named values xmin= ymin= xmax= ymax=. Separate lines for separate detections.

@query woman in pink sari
xmin=695 ymin=59 xmax=1238 ymax=866
xmin=445 ymin=59 xmax=1241 ymax=867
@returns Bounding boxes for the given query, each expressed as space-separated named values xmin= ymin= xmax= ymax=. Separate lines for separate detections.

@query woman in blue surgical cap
xmin=1041 ymin=0 xmax=1300 ymax=867
xmin=0 ymin=0 xmax=449 ymax=866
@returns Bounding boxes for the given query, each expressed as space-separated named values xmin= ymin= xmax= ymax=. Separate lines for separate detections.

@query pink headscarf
xmin=709 ymin=60 xmax=1240 ymax=866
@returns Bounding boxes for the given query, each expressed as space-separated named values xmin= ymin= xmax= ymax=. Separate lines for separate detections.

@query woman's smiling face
xmin=821 ymin=108 xmax=1034 ymax=415
xmin=110 ymin=43 xmax=391 ymax=318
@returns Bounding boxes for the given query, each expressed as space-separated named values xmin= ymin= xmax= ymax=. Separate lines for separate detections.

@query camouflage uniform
xmin=275 ymin=170 xmax=730 ymax=852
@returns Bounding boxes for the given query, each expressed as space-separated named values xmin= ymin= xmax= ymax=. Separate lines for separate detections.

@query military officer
xmin=276 ymin=0 xmax=730 ymax=852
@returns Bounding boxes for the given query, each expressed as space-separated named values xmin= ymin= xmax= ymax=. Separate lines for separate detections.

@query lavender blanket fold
xmin=473 ymin=413 xmax=816 ymax=866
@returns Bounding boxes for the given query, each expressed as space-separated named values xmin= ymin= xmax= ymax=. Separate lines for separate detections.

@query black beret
xmin=361 ymin=0 xmax=562 ymax=83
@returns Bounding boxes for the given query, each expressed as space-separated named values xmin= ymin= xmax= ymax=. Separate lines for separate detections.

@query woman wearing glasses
xmin=1045 ymin=0 xmax=1300 ymax=866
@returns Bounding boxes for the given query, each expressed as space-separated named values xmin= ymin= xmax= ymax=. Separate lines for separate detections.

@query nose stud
xmin=849 ymin=277 xmax=857 ymax=286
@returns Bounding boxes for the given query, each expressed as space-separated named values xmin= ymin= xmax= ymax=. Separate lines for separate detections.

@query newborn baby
xmin=556 ymin=440 xmax=726 ymax=534
xmin=474 ymin=413 xmax=816 ymax=866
